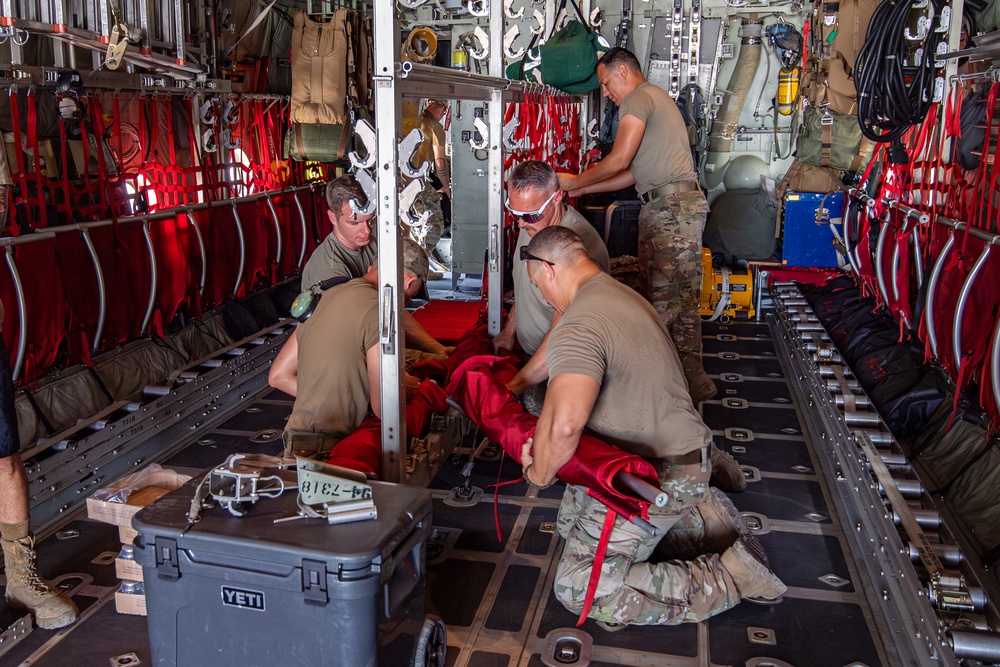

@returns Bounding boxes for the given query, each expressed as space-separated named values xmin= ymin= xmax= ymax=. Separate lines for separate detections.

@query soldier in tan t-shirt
xmin=301 ymin=174 xmax=452 ymax=357
xmin=519 ymin=226 xmax=784 ymax=627
xmin=271 ymin=238 xmax=430 ymax=456
xmin=556 ymin=47 xmax=717 ymax=411
xmin=492 ymin=161 xmax=609 ymax=403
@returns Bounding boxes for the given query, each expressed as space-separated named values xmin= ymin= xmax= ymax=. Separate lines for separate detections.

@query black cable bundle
xmin=855 ymin=0 xmax=948 ymax=160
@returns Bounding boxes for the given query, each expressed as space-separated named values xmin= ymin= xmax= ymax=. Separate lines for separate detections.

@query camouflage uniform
xmin=553 ymin=459 xmax=740 ymax=625
xmin=637 ymin=191 xmax=713 ymax=392
xmin=412 ymin=180 xmax=444 ymax=256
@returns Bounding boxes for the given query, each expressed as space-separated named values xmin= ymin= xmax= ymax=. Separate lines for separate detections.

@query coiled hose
xmin=855 ymin=0 xmax=948 ymax=152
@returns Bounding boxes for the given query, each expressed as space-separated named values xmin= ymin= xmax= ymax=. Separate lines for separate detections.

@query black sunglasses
xmin=519 ymin=246 xmax=554 ymax=265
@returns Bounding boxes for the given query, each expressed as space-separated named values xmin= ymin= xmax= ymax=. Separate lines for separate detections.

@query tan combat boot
xmin=681 ymin=354 xmax=717 ymax=405
xmin=696 ymin=488 xmax=743 ymax=554
xmin=720 ymin=539 xmax=786 ymax=601
xmin=2 ymin=535 xmax=79 ymax=629
xmin=710 ymin=443 xmax=747 ymax=493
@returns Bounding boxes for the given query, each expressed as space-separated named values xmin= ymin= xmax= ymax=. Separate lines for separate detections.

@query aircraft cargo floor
xmin=1 ymin=317 xmax=892 ymax=667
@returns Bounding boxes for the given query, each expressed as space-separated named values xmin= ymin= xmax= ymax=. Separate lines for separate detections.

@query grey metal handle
xmin=80 ymin=229 xmax=107 ymax=351
xmin=924 ymin=232 xmax=955 ymax=359
xmin=5 ymin=247 xmax=26 ymax=383
xmin=292 ymin=191 xmax=308 ymax=271
xmin=952 ymin=243 xmax=992 ymax=369
xmin=912 ymin=232 xmax=924 ymax=289
xmin=874 ymin=217 xmax=891 ymax=306
xmin=140 ymin=220 xmax=159 ymax=335
xmin=230 ymin=203 xmax=247 ymax=297
xmin=186 ymin=211 xmax=207 ymax=296
xmin=264 ymin=194 xmax=283 ymax=272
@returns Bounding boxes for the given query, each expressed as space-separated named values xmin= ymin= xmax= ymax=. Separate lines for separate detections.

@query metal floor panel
xmin=5 ymin=314 xmax=898 ymax=667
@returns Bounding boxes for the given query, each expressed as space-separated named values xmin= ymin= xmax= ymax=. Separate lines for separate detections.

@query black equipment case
xmin=132 ymin=477 xmax=433 ymax=667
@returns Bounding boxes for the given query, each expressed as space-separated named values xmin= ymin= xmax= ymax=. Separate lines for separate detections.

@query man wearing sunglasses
xmin=492 ymin=161 xmax=609 ymax=413
xmin=518 ymin=225 xmax=784 ymax=628
xmin=556 ymin=47 xmax=716 ymax=408
xmin=300 ymin=174 xmax=452 ymax=357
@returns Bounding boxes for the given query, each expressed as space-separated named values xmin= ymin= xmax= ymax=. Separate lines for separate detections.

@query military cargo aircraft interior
xmin=1 ymin=0 xmax=1000 ymax=664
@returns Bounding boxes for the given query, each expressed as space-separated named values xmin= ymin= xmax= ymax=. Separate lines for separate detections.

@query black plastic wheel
xmin=413 ymin=615 xmax=447 ymax=667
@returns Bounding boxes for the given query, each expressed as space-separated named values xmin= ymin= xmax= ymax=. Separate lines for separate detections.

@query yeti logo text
xmin=221 ymin=586 xmax=265 ymax=611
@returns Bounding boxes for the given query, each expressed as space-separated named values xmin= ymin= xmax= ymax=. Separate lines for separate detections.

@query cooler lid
xmin=132 ymin=475 xmax=431 ymax=573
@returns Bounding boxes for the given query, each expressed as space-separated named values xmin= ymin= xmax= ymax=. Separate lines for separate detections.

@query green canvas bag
xmin=539 ymin=20 xmax=602 ymax=94
xmin=795 ymin=106 xmax=875 ymax=173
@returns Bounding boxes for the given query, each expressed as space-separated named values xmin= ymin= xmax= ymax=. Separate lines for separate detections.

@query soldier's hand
xmin=492 ymin=330 xmax=515 ymax=354
xmin=520 ymin=438 xmax=534 ymax=467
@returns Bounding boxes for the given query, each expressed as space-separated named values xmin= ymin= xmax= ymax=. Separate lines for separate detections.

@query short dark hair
xmin=508 ymin=160 xmax=559 ymax=194
xmin=598 ymin=47 xmax=642 ymax=74
xmin=526 ymin=225 xmax=587 ymax=265
xmin=326 ymin=174 xmax=367 ymax=214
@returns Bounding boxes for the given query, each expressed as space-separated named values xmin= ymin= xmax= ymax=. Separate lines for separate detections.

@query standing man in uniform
xmin=413 ymin=99 xmax=451 ymax=268
xmin=558 ymin=47 xmax=716 ymax=406
xmin=270 ymin=238 xmax=430 ymax=456
xmin=301 ymin=174 xmax=452 ymax=357
xmin=0 ymin=151 xmax=79 ymax=629
xmin=492 ymin=161 xmax=609 ymax=413
xmin=519 ymin=226 xmax=784 ymax=627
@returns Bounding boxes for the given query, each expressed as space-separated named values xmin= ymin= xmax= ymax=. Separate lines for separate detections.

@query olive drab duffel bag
xmin=795 ymin=105 xmax=875 ymax=173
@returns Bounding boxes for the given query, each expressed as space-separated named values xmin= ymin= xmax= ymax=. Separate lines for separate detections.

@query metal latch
xmin=302 ymin=559 xmax=328 ymax=607
xmin=155 ymin=537 xmax=180 ymax=581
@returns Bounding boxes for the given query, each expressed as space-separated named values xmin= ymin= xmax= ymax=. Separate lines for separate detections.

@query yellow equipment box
xmin=699 ymin=248 xmax=755 ymax=321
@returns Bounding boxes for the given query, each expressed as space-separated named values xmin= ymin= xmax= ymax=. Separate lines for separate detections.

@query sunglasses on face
xmin=519 ymin=246 xmax=555 ymax=266
xmin=504 ymin=190 xmax=558 ymax=224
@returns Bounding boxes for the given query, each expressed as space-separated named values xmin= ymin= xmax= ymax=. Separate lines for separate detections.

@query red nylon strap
xmin=7 ymin=89 xmax=26 ymax=235
xmin=576 ymin=507 xmax=617 ymax=627
xmin=56 ymin=118 xmax=73 ymax=220
xmin=24 ymin=91 xmax=48 ymax=228
xmin=969 ymin=84 xmax=1000 ymax=236
xmin=89 ymin=100 xmax=111 ymax=217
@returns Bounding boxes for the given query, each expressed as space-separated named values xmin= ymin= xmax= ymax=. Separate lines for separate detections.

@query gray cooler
xmin=132 ymin=477 xmax=433 ymax=666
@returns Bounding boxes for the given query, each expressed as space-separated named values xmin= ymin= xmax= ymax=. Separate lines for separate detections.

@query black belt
xmin=638 ymin=181 xmax=701 ymax=204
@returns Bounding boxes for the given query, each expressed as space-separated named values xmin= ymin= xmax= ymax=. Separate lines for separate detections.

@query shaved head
xmin=526 ymin=226 xmax=589 ymax=267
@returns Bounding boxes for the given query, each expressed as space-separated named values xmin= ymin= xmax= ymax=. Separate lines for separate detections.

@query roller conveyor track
xmin=3 ymin=291 xmax=997 ymax=666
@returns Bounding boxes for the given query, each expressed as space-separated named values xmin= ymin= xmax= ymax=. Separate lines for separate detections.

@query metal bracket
xmin=399 ymin=178 xmax=431 ymax=228
xmin=590 ymin=7 xmax=603 ymax=28
xmin=503 ymin=116 xmax=522 ymax=149
xmin=208 ymin=453 xmax=287 ymax=517
xmin=469 ymin=26 xmax=489 ymax=60
xmin=221 ymin=128 xmax=241 ymax=150
xmin=349 ymin=118 xmax=377 ymax=171
xmin=468 ymin=0 xmax=490 ymax=16
xmin=471 ymin=117 xmax=490 ymax=150
xmin=398 ymin=128 xmax=430 ymax=180
xmin=0 ymin=614 xmax=32 ymax=659
xmin=199 ymin=99 xmax=218 ymax=125
xmin=528 ymin=9 xmax=546 ymax=36
xmin=201 ymin=128 xmax=218 ymax=153
xmin=349 ymin=169 xmax=378 ymax=217
xmin=381 ymin=284 xmax=396 ymax=354
xmin=587 ymin=118 xmax=599 ymax=138
xmin=222 ymin=99 xmax=239 ymax=125
xmin=504 ymin=0 xmax=525 ymax=19
xmin=504 ymin=26 xmax=526 ymax=60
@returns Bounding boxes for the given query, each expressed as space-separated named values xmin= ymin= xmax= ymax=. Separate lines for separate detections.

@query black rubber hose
xmin=855 ymin=0 xmax=947 ymax=146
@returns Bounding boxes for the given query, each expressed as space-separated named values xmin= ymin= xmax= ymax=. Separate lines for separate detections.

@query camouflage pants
xmin=412 ymin=181 xmax=445 ymax=255
xmin=637 ymin=192 xmax=710 ymax=360
xmin=553 ymin=459 xmax=739 ymax=625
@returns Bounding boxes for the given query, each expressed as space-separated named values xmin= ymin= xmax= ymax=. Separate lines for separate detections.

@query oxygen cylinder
xmin=777 ymin=67 xmax=799 ymax=115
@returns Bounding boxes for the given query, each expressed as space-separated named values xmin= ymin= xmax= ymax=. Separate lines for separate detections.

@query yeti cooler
xmin=132 ymin=476 xmax=432 ymax=666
